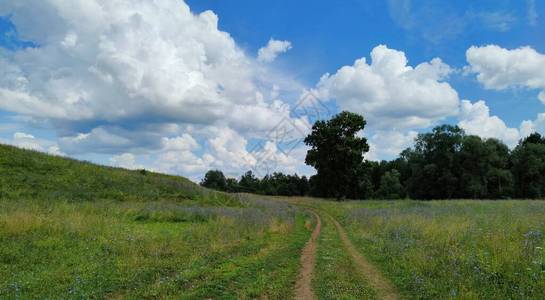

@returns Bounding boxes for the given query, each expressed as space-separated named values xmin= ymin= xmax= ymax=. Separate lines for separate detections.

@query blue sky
xmin=186 ymin=0 xmax=545 ymax=126
xmin=1 ymin=0 xmax=544 ymax=180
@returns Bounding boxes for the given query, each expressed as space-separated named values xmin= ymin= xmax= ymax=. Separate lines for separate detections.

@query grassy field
xmin=305 ymin=199 xmax=545 ymax=299
xmin=3 ymin=144 xmax=545 ymax=299
xmin=0 ymin=145 xmax=313 ymax=298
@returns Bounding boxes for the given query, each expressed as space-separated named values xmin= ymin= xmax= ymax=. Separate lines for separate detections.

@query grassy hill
xmin=0 ymin=144 xmax=311 ymax=298
xmin=0 ymin=144 xmax=235 ymax=206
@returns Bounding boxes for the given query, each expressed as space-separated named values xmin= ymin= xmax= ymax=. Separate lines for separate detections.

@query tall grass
xmin=318 ymin=200 xmax=545 ymax=299
xmin=0 ymin=198 xmax=311 ymax=298
xmin=0 ymin=145 xmax=313 ymax=298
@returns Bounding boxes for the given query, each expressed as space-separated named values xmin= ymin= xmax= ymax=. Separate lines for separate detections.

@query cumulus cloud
xmin=456 ymin=99 xmax=545 ymax=148
xmin=257 ymin=39 xmax=292 ymax=63
xmin=314 ymin=45 xmax=460 ymax=130
xmin=519 ymin=113 xmax=545 ymax=138
xmin=0 ymin=0 xmax=300 ymax=140
xmin=113 ymin=126 xmax=311 ymax=180
xmin=365 ymin=130 xmax=418 ymax=161
xmin=2 ymin=132 xmax=64 ymax=155
xmin=0 ymin=0 xmax=313 ymax=178
xmin=466 ymin=45 xmax=545 ymax=101
xmin=458 ymin=100 xmax=521 ymax=147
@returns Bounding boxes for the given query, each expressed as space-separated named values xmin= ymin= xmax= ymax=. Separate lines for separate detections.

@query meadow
xmin=0 ymin=145 xmax=313 ymax=298
xmin=3 ymin=144 xmax=545 ymax=299
xmin=0 ymin=197 xmax=313 ymax=298
xmin=305 ymin=199 xmax=545 ymax=299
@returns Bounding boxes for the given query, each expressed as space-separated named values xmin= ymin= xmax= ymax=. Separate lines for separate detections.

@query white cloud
xmin=314 ymin=45 xmax=460 ymax=130
xmin=116 ymin=126 xmax=313 ymax=181
xmin=161 ymin=134 xmax=199 ymax=151
xmin=2 ymin=132 xmax=65 ymax=155
xmin=0 ymin=0 xmax=314 ymax=179
xmin=458 ymin=100 xmax=521 ymax=147
xmin=466 ymin=45 xmax=545 ymax=101
xmin=109 ymin=153 xmax=144 ymax=170
xmin=519 ymin=113 xmax=545 ymax=138
xmin=365 ymin=130 xmax=418 ymax=161
xmin=13 ymin=132 xmax=35 ymax=140
xmin=538 ymin=91 xmax=545 ymax=105
xmin=0 ymin=1 xmax=301 ymax=143
xmin=257 ymin=39 xmax=292 ymax=63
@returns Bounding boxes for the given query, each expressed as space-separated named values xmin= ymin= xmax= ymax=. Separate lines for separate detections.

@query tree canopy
xmin=304 ymin=111 xmax=369 ymax=199
xmin=201 ymin=115 xmax=545 ymax=200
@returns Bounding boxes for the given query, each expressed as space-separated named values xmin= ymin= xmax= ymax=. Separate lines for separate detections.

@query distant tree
xmin=511 ymin=134 xmax=545 ymax=198
xmin=521 ymin=132 xmax=545 ymax=146
xmin=298 ymin=175 xmax=310 ymax=196
xmin=406 ymin=125 xmax=465 ymax=199
xmin=201 ymin=125 xmax=545 ymax=200
xmin=377 ymin=170 xmax=404 ymax=199
xmin=482 ymin=138 xmax=513 ymax=198
xmin=200 ymin=170 xmax=227 ymax=191
xmin=239 ymin=170 xmax=260 ymax=193
xmin=304 ymin=111 xmax=369 ymax=199
xmin=225 ymin=178 xmax=240 ymax=193
xmin=458 ymin=136 xmax=512 ymax=198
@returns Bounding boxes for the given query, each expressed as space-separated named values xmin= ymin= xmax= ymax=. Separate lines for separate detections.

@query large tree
xmin=304 ymin=111 xmax=369 ymax=199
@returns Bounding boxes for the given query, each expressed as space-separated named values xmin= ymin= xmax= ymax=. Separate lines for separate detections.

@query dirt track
xmin=291 ymin=201 xmax=400 ymax=300
xmin=327 ymin=214 xmax=400 ymax=300
xmin=294 ymin=210 xmax=321 ymax=300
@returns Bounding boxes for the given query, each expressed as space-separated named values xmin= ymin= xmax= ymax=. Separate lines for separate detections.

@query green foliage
xmin=458 ymin=137 xmax=513 ymax=198
xmin=0 ymin=144 xmax=236 ymax=206
xmin=201 ymin=169 xmax=310 ymax=197
xmin=511 ymin=134 xmax=545 ymax=198
xmin=405 ymin=125 xmax=465 ymax=199
xmin=239 ymin=170 xmax=260 ymax=193
xmin=200 ymin=170 xmax=228 ymax=191
xmin=377 ymin=170 xmax=404 ymax=199
xmin=403 ymin=126 xmax=515 ymax=199
xmin=304 ymin=111 xmax=369 ymax=199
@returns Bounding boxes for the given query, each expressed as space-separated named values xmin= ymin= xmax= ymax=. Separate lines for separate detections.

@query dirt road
xmin=294 ymin=210 xmax=322 ymax=300
xmin=327 ymin=214 xmax=400 ymax=300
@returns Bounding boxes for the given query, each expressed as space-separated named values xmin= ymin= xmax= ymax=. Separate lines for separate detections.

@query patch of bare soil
xmin=294 ymin=210 xmax=322 ymax=300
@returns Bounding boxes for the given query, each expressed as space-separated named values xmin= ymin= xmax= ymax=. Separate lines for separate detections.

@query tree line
xmin=201 ymin=111 xmax=545 ymax=200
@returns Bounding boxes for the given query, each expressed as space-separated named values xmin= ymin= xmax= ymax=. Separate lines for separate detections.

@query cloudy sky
xmin=0 ymin=0 xmax=544 ymax=181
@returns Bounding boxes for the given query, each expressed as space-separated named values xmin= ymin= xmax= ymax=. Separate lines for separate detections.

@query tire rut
xmin=326 ymin=213 xmax=400 ymax=300
xmin=294 ymin=209 xmax=321 ymax=300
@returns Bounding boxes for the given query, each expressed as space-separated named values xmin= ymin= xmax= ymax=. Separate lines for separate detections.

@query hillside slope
xmin=0 ymin=144 xmax=236 ymax=205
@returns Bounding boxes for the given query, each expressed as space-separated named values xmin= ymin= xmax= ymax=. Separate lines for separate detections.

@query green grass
xmin=310 ymin=199 xmax=545 ymax=299
xmin=0 ymin=145 xmax=312 ymax=298
xmin=0 ymin=199 xmax=312 ymax=298
xmin=5 ymin=144 xmax=545 ymax=298
xmin=313 ymin=211 xmax=375 ymax=299
xmin=0 ymin=144 xmax=235 ymax=205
